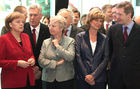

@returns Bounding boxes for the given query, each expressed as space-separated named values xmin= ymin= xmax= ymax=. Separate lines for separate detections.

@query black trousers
xmin=34 ymin=79 xmax=42 ymax=89
xmin=77 ymin=78 xmax=106 ymax=89
xmin=42 ymin=79 xmax=74 ymax=89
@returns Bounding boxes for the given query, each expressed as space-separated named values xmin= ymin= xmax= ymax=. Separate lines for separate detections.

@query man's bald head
xmin=134 ymin=16 xmax=140 ymax=25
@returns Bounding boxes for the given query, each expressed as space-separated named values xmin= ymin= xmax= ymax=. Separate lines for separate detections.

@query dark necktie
xmin=33 ymin=29 xmax=36 ymax=46
xmin=123 ymin=26 xmax=128 ymax=43
xmin=64 ymin=29 xmax=68 ymax=36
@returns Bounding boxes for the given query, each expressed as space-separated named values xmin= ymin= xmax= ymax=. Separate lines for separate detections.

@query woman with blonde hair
xmin=75 ymin=9 xmax=108 ymax=89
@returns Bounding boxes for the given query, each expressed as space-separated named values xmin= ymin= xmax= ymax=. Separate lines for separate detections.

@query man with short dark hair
xmin=102 ymin=4 xmax=113 ymax=34
xmin=72 ymin=9 xmax=80 ymax=27
xmin=108 ymin=1 xmax=140 ymax=89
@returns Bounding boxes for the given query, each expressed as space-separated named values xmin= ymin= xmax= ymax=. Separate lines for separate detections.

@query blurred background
xmin=0 ymin=0 xmax=140 ymax=88
xmin=0 ymin=0 xmax=140 ymax=33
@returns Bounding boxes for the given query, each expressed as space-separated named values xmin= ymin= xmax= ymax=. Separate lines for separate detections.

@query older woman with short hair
xmin=39 ymin=15 xmax=75 ymax=89
xmin=0 ymin=12 xmax=35 ymax=89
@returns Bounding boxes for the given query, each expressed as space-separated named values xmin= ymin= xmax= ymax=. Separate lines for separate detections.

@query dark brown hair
xmin=116 ymin=1 xmax=134 ymax=18
xmin=102 ymin=4 xmax=112 ymax=13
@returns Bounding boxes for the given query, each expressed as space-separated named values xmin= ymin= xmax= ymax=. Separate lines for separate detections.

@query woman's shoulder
xmin=0 ymin=32 xmax=10 ymax=39
xmin=43 ymin=38 xmax=51 ymax=45
xmin=76 ymin=31 xmax=86 ymax=38
xmin=0 ymin=33 xmax=10 ymax=44
xmin=98 ymin=32 xmax=106 ymax=39
xmin=44 ymin=38 xmax=51 ymax=42
xmin=21 ymin=33 xmax=28 ymax=36
xmin=64 ymin=36 xmax=75 ymax=42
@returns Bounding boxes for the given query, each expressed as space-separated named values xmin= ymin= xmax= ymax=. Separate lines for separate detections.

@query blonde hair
xmin=5 ymin=12 xmax=25 ymax=31
xmin=85 ymin=9 xmax=105 ymax=30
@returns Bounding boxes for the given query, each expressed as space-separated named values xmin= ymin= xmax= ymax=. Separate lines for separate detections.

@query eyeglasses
xmin=48 ymin=25 xmax=57 ymax=28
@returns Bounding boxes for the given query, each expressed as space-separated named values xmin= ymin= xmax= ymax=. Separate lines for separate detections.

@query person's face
xmin=90 ymin=18 xmax=103 ymax=30
xmin=29 ymin=8 xmax=42 ymax=28
xmin=22 ymin=8 xmax=28 ymax=21
xmin=105 ymin=8 xmax=113 ymax=22
xmin=81 ymin=16 xmax=86 ymax=25
xmin=60 ymin=12 xmax=72 ymax=28
xmin=112 ymin=7 xmax=117 ymax=21
xmin=49 ymin=22 xmax=63 ymax=36
xmin=73 ymin=12 xmax=80 ymax=25
xmin=9 ymin=18 xmax=24 ymax=33
xmin=116 ymin=8 xmax=131 ymax=25
xmin=43 ymin=18 xmax=49 ymax=26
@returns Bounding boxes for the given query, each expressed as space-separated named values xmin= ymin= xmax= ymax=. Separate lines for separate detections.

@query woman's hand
xmin=28 ymin=58 xmax=35 ymax=66
xmin=85 ymin=74 xmax=95 ymax=86
xmin=56 ymin=59 xmax=64 ymax=66
xmin=17 ymin=60 xmax=30 ymax=68
xmin=52 ymin=39 xmax=59 ymax=48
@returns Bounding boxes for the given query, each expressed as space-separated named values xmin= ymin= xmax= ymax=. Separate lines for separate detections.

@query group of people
xmin=0 ymin=1 xmax=140 ymax=89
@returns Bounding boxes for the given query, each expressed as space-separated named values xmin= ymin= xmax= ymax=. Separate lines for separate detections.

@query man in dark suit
xmin=101 ymin=4 xmax=117 ymax=35
xmin=24 ymin=4 xmax=50 ymax=89
xmin=108 ymin=1 xmax=140 ymax=89
xmin=57 ymin=8 xmax=84 ymax=39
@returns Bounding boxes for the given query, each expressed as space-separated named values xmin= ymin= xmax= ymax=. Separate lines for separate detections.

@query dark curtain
xmin=55 ymin=0 xmax=69 ymax=15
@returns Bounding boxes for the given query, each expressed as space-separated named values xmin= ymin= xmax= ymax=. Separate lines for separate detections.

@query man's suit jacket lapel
xmin=36 ymin=24 xmax=45 ymax=48
xmin=117 ymin=22 xmax=138 ymax=45
xmin=116 ymin=24 xmax=124 ymax=44
xmin=125 ymin=23 xmax=138 ymax=44
xmin=70 ymin=25 xmax=76 ymax=38
xmin=24 ymin=23 xmax=36 ymax=49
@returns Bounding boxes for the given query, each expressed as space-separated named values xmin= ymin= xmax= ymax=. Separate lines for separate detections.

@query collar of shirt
xmin=30 ymin=23 xmax=41 ymax=42
xmin=104 ymin=21 xmax=112 ymax=29
xmin=30 ymin=23 xmax=40 ymax=33
xmin=122 ymin=21 xmax=134 ymax=35
xmin=67 ymin=24 xmax=72 ymax=37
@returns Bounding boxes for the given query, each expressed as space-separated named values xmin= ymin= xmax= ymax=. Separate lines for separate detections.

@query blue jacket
xmin=75 ymin=30 xmax=109 ymax=82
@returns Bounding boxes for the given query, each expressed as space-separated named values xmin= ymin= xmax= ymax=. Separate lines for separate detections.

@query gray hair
xmin=57 ymin=8 xmax=74 ymax=21
xmin=29 ymin=4 xmax=42 ymax=14
xmin=50 ymin=15 xmax=67 ymax=33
